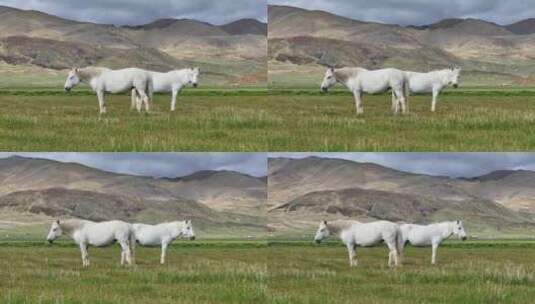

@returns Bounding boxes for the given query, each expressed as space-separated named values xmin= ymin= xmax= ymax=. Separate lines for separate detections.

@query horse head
xmin=181 ymin=220 xmax=196 ymax=240
xmin=64 ymin=68 xmax=81 ymax=92
xmin=190 ymin=67 xmax=199 ymax=88
xmin=453 ymin=220 xmax=467 ymax=241
xmin=46 ymin=220 xmax=63 ymax=243
xmin=320 ymin=67 xmax=336 ymax=93
xmin=314 ymin=220 xmax=330 ymax=244
xmin=448 ymin=67 xmax=461 ymax=88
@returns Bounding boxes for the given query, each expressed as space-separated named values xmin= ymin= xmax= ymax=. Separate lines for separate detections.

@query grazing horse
xmin=46 ymin=219 xmax=135 ymax=267
xmin=320 ymin=67 xmax=409 ymax=115
xmin=400 ymin=220 xmax=467 ymax=264
xmin=131 ymin=68 xmax=200 ymax=111
xmin=392 ymin=67 xmax=461 ymax=112
xmin=133 ymin=220 xmax=195 ymax=264
xmin=314 ymin=220 xmax=404 ymax=267
xmin=64 ymin=67 xmax=153 ymax=114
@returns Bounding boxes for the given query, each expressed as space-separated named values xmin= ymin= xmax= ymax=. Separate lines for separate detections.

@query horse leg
xmin=97 ymin=90 xmax=106 ymax=114
xmin=392 ymin=90 xmax=400 ymax=115
xmin=137 ymin=89 xmax=150 ymax=113
xmin=346 ymin=243 xmax=357 ymax=267
xmin=386 ymin=241 xmax=399 ymax=267
xmin=119 ymin=240 xmax=132 ymax=266
xmin=136 ymin=94 xmax=143 ymax=112
xmin=431 ymin=88 xmax=439 ymax=112
xmin=353 ymin=90 xmax=363 ymax=115
xmin=171 ymin=88 xmax=178 ymax=111
xmin=394 ymin=87 xmax=407 ymax=114
xmin=79 ymin=243 xmax=89 ymax=267
xmin=431 ymin=243 xmax=438 ymax=265
xmin=130 ymin=89 xmax=137 ymax=110
xmin=160 ymin=241 xmax=169 ymax=264
xmin=391 ymin=91 xmax=397 ymax=112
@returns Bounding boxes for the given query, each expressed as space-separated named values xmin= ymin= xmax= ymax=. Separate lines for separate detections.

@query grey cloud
xmin=269 ymin=153 xmax=535 ymax=178
xmin=0 ymin=153 xmax=267 ymax=178
xmin=269 ymin=0 xmax=533 ymax=25
xmin=0 ymin=0 xmax=266 ymax=25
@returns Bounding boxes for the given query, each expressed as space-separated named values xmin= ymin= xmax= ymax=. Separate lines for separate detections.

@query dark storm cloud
xmin=0 ymin=153 xmax=267 ymax=178
xmin=270 ymin=0 xmax=534 ymax=25
xmin=0 ymin=0 xmax=266 ymax=25
xmin=269 ymin=153 xmax=535 ymax=178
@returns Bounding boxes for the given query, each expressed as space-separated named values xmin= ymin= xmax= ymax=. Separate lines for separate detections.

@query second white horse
xmin=133 ymin=220 xmax=196 ymax=264
xmin=131 ymin=68 xmax=199 ymax=111
xmin=393 ymin=67 xmax=461 ymax=112
xmin=400 ymin=220 xmax=467 ymax=264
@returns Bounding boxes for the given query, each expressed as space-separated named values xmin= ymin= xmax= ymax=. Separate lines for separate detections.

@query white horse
xmin=131 ymin=68 xmax=199 ymax=112
xmin=320 ymin=67 xmax=409 ymax=115
xmin=314 ymin=220 xmax=404 ymax=267
xmin=132 ymin=220 xmax=195 ymax=264
xmin=64 ymin=67 xmax=153 ymax=114
xmin=46 ymin=219 xmax=135 ymax=267
xmin=400 ymin=220 xmax=467 ymax=264
xmin=392 ymin=67 xmax=461 ymax=112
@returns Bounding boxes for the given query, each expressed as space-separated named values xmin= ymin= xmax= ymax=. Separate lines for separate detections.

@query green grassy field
xmin=0 ymin=242 xmax=268 ymax=304
xmin=1 ymin=89 xmax=535 ymax=151
xmin=0 ymin=91 xmax=269 ymax=151
xmin=269 ymin=242 xmax=535 ymax=304
xmin=266 ymin=92 xmax=535 ymax=151
xmin=2 ymin=241 xmax=535 ymax=303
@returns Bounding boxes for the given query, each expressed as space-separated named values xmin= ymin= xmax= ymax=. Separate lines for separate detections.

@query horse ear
xmin=323 ymin=220 xmax=327 ymax=225
xmin=56 ymin=219 xmax=60 ymax=224
xmin=456 ymin=220 xmax=460 ymax=224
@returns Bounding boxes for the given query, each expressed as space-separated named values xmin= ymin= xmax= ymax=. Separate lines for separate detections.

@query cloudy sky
xmin=270 ymin=0 xmax=534 ymax=25
xmin=0 ymin=0 xmax=266 ymax=25
xmin=0 ymin=153 xmax=267 ymax=178
xmin=269 ymin=153 xmax=535 ymax=178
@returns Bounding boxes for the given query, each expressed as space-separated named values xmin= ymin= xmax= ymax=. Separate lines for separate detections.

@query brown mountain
xmin=268 ymin=5 xmax=535 ymax=87
xmin=506 ymin=18 xmax=535 ymax=35
xmin=0 ymin=5 xmax=267 ymax=86
xmin=268 ymin=157 xmax=535 ymax=235
xmin=221 ymin=19 xmax=267 ymax=35
xmin=0 ymin=156 xmax=267 ymax=235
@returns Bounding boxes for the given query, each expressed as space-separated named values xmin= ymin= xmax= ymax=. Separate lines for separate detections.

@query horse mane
xmin=78 ymin=67 xmax=110 ymax=81
xmin=334 ymin=68 xmax=360 ymax=83
xmin=59 ymin=219 xmax=88 ymax=235
xmin=326 ymin=219 xmax=359 ymax=234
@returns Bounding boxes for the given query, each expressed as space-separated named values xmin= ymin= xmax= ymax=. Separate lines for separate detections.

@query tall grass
xmin=0 ymin=245 xmax=268 ymax=304
xmin=0 ymin=91 xmax=533 ymax=151
xmin=268 ymin=245 xmax=535 ymax=303
xmin=2 ymin=243 xmax=535 ymax=303
xmin=266 ymin=94 xmax=535 ymax=151
xmin=0 ymin=94 xmax=270 ymax=151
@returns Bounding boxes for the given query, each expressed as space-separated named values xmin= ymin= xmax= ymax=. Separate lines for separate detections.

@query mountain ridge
xmin=267 ymin=156 xmax=535 ymax=235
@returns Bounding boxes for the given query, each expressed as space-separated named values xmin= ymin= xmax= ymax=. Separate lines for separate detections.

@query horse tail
xmin=129 ymin=227 xmax=136 ymax=265
xmin=403 ymin=73 xmax=410 ymax=110
xmin=395 ymin=226 xmax=405 ymax=262
xmin=146 ymin=75 xmax=154 ymax=102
